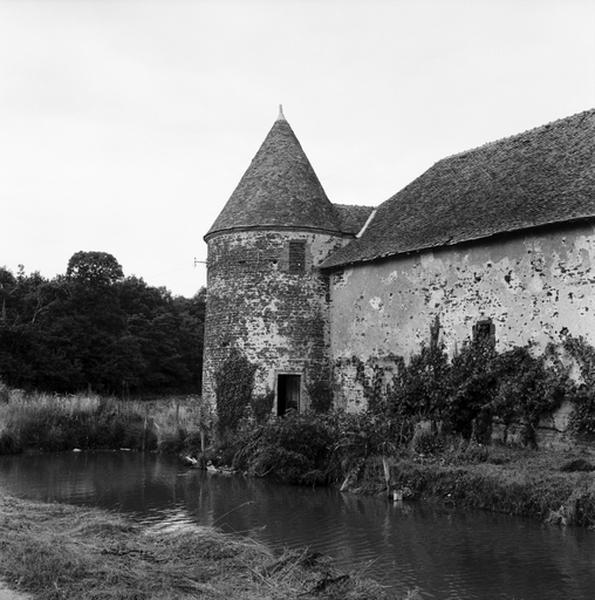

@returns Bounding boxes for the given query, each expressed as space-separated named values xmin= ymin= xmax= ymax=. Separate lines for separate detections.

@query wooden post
xmin=382 ymin=455 xmax=391 ymax=498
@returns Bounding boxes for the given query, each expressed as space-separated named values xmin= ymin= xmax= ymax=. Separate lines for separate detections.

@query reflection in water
xmin=0 ymin=452 xmax=594 ymax=600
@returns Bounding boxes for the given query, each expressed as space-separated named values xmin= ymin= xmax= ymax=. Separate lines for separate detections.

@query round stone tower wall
xmin=202 ymin=228 xmax=344 ymax=413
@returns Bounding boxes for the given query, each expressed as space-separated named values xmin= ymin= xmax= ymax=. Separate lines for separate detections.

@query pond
xmin=0 ymin=451 xmax=593 ymax=599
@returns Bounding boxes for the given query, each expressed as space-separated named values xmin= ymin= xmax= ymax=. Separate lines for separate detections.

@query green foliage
xmin=411 ymin=426 xmax=445 ymax=455
xmin=307 ymin=377 xmax=333 ymax=413
xmin=567 ymin=386 xmax=595 ymax=441
xmin=444 ymin=338 xmax=497 ymax=441
xmin=250 ymin=390 xmax=274 ymax=424
xmin=443 ymin=341 xmax=570 ymax=446
xmin=362 ymin=317 xmax=450 ymax=448
xmin=215 ymin=348 xmax=256 ymax=437
xmin=494 ymin=346 xmax=569 ymax=447
xmin=563 ymin=333 xmax=595 ymax=386
xmin=380 ymin=320 xmax=571 ymax=448
xmin=66 ymin=251 xmax=124 ymax=286
xmin=0 ymin=259 xmax=205 ymax=395
xmin=563 ymin=334 xmax=595 ymax=440
xmin=0 ymin=394 xmax=160 ymax=452
xmin=333 ymin=410 xmax=398 ymax=462
xmin=233 ymin=411 xmax=336 ymax=485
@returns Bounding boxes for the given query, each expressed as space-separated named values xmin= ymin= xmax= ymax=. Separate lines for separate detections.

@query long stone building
xmin=202 ymin=107 xmax=595 ymax=414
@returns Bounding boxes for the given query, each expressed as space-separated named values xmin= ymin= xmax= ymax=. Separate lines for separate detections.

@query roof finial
xmin=276 ymin=104 xmax=286 ymax=121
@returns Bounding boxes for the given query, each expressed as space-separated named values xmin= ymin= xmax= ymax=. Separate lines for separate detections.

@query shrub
xmin=567 ymin=386 xmax=595 ymax=441
xmin=250 ymin=391 xmax=274 ymax=424
xmin=233 ymin=412 xmax=337 ymax=485
xmin=387 ymin=316 xmax=450 ymax=427
xmin=307 ymin=378 xmax=333 ymax=413
xmin=334 ymin=410 xmax=401 ymax=461
xmin=444 ymin=338 xmax=497 ymax=441
xmin=491 ymin=346 xmax=569 ymax=448
xmin=411 ymin=426 xmax=444 ymax=455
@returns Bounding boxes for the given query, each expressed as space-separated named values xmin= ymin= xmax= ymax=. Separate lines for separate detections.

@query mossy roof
xmin=206 ymin=115 xmax=343 ymax=239
xmin=322 ymin=108 xmax=595 ymax=269
xmin=332 ymin=204 xmax=375 ymax=235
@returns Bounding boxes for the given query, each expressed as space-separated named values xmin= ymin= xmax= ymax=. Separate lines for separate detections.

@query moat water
xmin=0 ymin=451 xmax=594 ymax=599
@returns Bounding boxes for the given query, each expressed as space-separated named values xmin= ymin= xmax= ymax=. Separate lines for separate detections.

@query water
xmin=0 ymin=451 xmax=594 ymax=599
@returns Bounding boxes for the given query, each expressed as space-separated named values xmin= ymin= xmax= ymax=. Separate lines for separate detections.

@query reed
xmin=0 ymin=389 xmax=208 ymax=455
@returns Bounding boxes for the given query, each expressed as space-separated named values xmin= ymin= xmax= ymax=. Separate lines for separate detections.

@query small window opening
xmin=473 ymin=318 xmax=495 ymax=344
xmin=277 ymin=374 xmax=301 ymax=416
xmin=288 ymin=240 xmax=306 ymax=273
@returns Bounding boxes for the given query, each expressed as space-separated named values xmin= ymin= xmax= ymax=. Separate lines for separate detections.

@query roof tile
xmin=206 ymin=116 xmax=342 ymax=238
xmin=322 ymin=109 xmax=595 ymax=268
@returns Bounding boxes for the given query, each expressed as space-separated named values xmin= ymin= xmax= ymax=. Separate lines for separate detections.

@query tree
xmin=0 ymin=260 xmax=206 ymax=396
xmin=66 ymin=251 xmax=124 ymax=286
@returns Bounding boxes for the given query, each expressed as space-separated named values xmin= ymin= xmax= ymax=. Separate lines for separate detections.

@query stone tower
xmin=202 ymin=107 xmax=346 ymax=415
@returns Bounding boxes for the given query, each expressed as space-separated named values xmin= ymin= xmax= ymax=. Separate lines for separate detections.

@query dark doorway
xmin=277 ymin=374 xmax=301 ymax=416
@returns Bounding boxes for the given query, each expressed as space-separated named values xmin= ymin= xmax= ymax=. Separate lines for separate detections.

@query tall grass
xmin=0 ymin=389 xmax=209 ymax=455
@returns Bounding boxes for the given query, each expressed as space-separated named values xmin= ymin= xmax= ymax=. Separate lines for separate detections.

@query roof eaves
xmin=204 ymin=223 xmax=345 ymax=242
xmin=321 ymin=213 xmax=595 ymax=270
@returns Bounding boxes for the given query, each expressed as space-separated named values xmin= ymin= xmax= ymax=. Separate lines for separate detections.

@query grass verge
xmin=0 ymin=492 xmax=391 ymax=600
xmin=352 ymin=446 xmax=595 ymax=527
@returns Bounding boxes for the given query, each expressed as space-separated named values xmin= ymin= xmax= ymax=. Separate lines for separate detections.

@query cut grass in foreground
xmin=0 ymin=493 xmax=392 ymax=600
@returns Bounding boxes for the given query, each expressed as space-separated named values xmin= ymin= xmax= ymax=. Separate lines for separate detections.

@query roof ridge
xmin=332 ymin=202 xmax=375 ymax=209
xmin=438 ymin=107 xmax=595 ymax=163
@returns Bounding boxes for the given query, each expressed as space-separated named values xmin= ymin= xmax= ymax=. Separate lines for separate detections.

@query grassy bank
xmin=0 ymin=389 xmax=208 ymax=455
xmin=225 ymin=412 xmax=595 ymax=527
xmin=352 ymin=445 xmax=595 ymax=527
xmin=0 ymin=492 xmax=391 ymax=600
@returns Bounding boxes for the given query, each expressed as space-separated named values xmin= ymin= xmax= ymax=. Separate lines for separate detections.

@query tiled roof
xmin=206 ymin=114 xmax=342 ymax=239
xmin=322 ymin=109 xmax=595 ymax=269
xmin=333 ymin=204 xmax=375 ymax=235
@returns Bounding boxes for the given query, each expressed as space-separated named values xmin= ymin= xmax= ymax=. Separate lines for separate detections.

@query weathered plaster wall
xmin=202 ymin=229 xmax=345 ymax=410
xmin=329 ymin=222 xmax=595 ymax=411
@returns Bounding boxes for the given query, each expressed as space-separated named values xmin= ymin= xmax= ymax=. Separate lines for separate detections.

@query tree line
xmin=0 ymin=251 xmax=205 ymax=396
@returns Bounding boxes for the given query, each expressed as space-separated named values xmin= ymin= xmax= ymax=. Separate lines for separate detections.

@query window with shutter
xmin=288 ymin=240 xmax=306 ymax=273
xmin=473 ymin=318 xmax=495 ymax=344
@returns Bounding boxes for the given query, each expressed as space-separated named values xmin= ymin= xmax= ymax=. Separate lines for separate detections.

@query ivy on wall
xmin=332 ymin=317 xmax=590 ymax=448
xmin=562 ymin=334 xmax=595 ymax=440
xmin=306 ymin=377 xmax=333 ymax=413
xmin=214 ymin=348 xmax=257 ymax=438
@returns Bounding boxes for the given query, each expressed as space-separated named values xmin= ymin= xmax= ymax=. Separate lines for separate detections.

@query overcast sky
xmin=1 ymin=0 xmax=593 ymax=297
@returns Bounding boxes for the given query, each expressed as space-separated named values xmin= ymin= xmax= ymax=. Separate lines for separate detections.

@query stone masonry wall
xmin=202 ymin=229 xmax=345 ymax=412
xmin=329 ymin=221 xmax=595 ymax=412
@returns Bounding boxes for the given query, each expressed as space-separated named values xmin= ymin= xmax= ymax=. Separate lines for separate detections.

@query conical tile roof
xmin=206 ymin=111 xmax=342 ymax=239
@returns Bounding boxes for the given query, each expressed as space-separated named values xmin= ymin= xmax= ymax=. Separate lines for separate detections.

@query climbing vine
xmin=214 ymin=348 xmax=256 ymax=438
xmin=307 ymin=377 xmax=333 ymax=413
xmin=562 ymin=334 xmax=595 ymax=440
xmin=333 ymin=318 xmax=583 ymax=448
